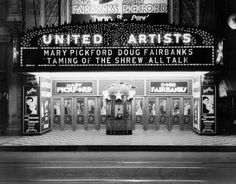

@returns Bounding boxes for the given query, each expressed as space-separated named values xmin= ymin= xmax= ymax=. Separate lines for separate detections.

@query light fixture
xmin=228 ymin=13 xmax=236 ymax=30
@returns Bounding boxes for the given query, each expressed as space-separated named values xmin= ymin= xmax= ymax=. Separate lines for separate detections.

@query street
xmin=0 ymin=151 xmax=236 ymax=183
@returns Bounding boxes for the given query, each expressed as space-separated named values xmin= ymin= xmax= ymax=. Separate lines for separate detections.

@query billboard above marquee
xmin=72 ymin=0 xmax=168 ymax=23
xmin=17 ymin=22 xmax=216 ymax=72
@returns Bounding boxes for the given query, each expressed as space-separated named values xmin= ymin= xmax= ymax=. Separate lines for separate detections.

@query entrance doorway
xmin=146 ymin=97 xmax=192 ymax=131
xmin=52 ymin=97 xmax=98 ymax=130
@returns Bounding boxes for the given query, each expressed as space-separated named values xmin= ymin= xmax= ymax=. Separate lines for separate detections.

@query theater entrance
xmin=52 ymin=97 xmax=98 ymax=130
xmin=146 ymin=97 xmax=193 ymax=131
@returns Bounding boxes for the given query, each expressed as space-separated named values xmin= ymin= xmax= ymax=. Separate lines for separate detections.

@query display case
xmin=23 ymin=75 xmax=52 ymax=135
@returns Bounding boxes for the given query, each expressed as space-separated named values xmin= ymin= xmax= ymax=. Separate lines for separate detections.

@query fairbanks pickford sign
xmin=17 ymin=21 xmax=216 ymax=72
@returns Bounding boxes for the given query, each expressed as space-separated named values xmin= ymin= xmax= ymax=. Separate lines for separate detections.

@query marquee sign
xmin=56 ymin=82 xmax=93 ymax=94
xmin=17 ymin=22 xmax=216 ymax=72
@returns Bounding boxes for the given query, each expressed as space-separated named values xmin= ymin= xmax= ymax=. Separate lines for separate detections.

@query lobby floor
xmin=1 ymin=128 xmax=236 ymax=146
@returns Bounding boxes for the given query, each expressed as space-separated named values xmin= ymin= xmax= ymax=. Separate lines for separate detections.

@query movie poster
xmin=135 ymin=98 xmax=143 ymax=116
xmin=23 ymin=86 xmax=40 ymax=134
xmin=25 ymin=96 xmax=38 ymax=115
xmin=200 ymin=86 xmax=216 ymax=134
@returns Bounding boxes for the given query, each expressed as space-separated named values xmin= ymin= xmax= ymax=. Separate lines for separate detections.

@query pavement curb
xmin=1 ymin=145 xmax=236 ymax=152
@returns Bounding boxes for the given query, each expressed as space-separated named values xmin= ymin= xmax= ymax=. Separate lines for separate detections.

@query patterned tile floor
xmin=1 ymin=128 xmax=236 ymax=146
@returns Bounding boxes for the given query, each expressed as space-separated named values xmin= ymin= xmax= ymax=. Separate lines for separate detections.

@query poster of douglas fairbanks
xmin=72 ymin=0 xmax=168 ymax=23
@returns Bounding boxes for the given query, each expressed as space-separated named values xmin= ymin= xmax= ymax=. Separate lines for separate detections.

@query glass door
xmin=170 ymin=97 xmax=183 ymax=130
xmin=75 ymin=98 xmax=85 ymax=129
xmin=52 ymin=98 xmax=62 ymax=129
xmin=146 ymin=98 xmax=157 ymax=129
xmin=183 ymin=98 xmax=193 ymax=130
xmin=134 ymin=98 xmax=144 ymax=128
xmin=63 ymin=98 xmax=73 ymax=129
xmin=157 ymin=97 xmax=170 ymax=130
xmin=86 ymin=98 xmax=96 ymax=129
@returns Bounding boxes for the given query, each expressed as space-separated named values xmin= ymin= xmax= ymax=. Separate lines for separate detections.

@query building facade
xmin=0 ymin=0 xmax=236 ymax=135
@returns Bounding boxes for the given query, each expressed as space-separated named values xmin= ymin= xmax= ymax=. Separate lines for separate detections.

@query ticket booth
xmin=102 ymin=82 xmax=135 ymax=135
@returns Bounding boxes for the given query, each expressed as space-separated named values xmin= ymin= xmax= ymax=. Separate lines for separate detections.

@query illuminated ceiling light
xmin=228 ymin=13 xmax=236 ymax=30
xmin=29 ymin=72 xmax=207 ymax=79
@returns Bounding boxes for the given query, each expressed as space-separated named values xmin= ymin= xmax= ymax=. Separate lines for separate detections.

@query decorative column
xmin=6 ymin=0 xmax=23 ymax=135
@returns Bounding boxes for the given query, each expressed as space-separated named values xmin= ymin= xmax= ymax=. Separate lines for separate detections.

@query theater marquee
xmin=17 ymin=22 xmax=216 ymax=72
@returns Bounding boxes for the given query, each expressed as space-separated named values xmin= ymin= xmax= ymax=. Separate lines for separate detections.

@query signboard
xmin=20 ymin=47 xmax=214 ymax=71
xmin=56 ymin=82 xmax=93 ymax=94
xmin=72 ymin=0 xmax=168 ymax=23
xmin=23 ymin=86 xmax=40 ymax=134
xmin=200 ymin=85 xmax=216 ymax=134
xmin=150 ymin=82 xmax=189 ymax=94
xmin=18 ymin=22 xmax=216 ymax=72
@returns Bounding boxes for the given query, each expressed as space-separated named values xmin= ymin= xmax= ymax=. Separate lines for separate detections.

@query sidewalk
xmin=1 ymin=129 xmax=236 ymax=147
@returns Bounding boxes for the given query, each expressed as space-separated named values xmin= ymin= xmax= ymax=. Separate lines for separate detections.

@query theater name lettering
xmin=42 ymin=33 xmax=191 ymax=45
